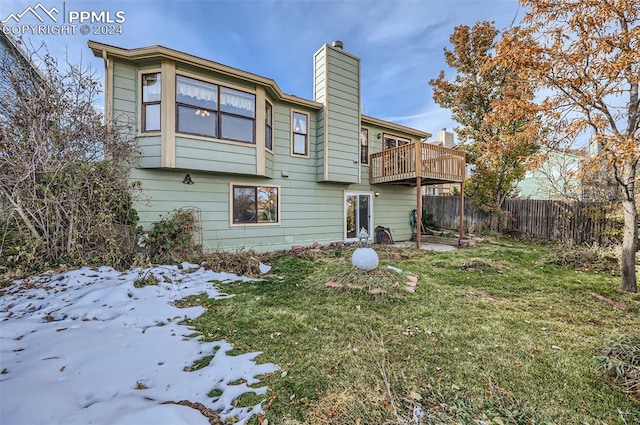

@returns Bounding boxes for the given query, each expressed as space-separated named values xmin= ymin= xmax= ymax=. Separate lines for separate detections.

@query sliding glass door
xmin=345 ymin=192 xmax=372 ymax=242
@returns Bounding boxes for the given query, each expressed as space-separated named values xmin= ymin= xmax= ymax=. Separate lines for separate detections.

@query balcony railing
xmin=370 ymin=142 xmax=466 ymax=185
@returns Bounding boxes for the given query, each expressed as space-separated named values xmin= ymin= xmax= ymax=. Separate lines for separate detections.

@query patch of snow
xmin=258 ymin=262 xmax=272 ymax=274
xmin=0 ymin=264 xmax=278 ymax=425
xmin=386 ymin=265 xmax=403 ymax=274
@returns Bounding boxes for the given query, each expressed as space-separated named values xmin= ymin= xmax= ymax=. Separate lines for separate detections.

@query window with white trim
xmin=383 ymin=133 xmax=410 ymax=149
xmin=142 ymin=73 xmax=161 ymax=132
xmin=232 ymin=185 xmax=279 ymax=224
xmin=292 ymin=111 xmax=308 ymax=156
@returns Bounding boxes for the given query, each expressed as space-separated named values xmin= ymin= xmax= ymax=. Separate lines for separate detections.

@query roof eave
xmin=87 ymin=40 xmax=323 ymax=110
xmin=361 ymin=114 xmax=432 ymax=139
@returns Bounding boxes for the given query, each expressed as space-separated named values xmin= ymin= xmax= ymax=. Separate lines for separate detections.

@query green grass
xmin=190 ymin=238 xmax=640 ymax=424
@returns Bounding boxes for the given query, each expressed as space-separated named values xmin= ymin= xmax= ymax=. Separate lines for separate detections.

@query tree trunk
xmin=489 ymin=213 xmax=500 ymax=232
xmin=620 ymin=197 xmax=638 ymax=292
xmin=617 ymin=158 xmax=638 ymax=293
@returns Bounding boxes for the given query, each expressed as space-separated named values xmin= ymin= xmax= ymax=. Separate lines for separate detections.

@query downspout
xmin=101 ymin=50 xmax=113 ymax=125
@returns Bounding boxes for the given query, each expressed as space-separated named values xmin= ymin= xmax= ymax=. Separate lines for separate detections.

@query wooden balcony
xmin=370 ymin=142 xmax=466 ymax=186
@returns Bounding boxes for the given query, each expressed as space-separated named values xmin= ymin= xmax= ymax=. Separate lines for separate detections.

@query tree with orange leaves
xmin=430 ymin=21 xmax=540 ymax=231
xmin=498 ymin=0 xmax=639 ymax=292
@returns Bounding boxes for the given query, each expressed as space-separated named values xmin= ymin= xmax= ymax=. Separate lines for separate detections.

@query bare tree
xmin=0 ymin=40 xmax=138 ymax=270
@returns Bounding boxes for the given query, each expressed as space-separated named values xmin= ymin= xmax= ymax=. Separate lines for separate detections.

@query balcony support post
xmin=458 ymin=181 xmax=465 ymax=245
xmin=415 ymin=142 xmax=422 ymax=249
xmin=416 ymin=177 xmax=422 ymax=249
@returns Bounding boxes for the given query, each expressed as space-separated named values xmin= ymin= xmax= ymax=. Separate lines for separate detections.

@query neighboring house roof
xmin=88 ymin=40 xmax=432 ymax=140
xmin=361 ymin=115 xmax=430 ymax=139
xmin=0 ymin=24 xmax=46 ymax=82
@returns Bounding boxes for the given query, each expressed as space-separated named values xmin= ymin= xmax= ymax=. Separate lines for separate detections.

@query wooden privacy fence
xmin=424 ymin=196 xmax=614 ymax=245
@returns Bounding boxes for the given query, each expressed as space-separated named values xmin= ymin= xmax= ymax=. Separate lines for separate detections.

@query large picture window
xmin=292 ymin=111 xmax=308 ymax=156
xmin=232 ymin=185 xmax=279 ymax=224
xmin=142 ymin=73 xmax=161 ymax=132
xmin=176 ymin=75 xmax=256 ymax=143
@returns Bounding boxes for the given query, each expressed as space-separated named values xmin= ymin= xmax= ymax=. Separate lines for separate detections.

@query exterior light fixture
xmin=377 ymin=133 xmax=381 ymax=139
xmin=182 ymin=174 xmax=194 ymax=185
xmin=374 ymin=191 xmax=380 ymax=197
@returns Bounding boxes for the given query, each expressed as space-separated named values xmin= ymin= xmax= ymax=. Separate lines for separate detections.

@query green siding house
xmin=517 ymin=149 xmax=586 ymax=201
xmin=89 ymin=40 xmax=465 ymax=252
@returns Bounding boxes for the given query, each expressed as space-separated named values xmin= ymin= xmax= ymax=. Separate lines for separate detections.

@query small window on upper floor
xmin=360 ymin=128 xmax=369 ymax=164
xmin=142 ymin=73 xmax=161 ymax=132
xmin=265 ymin=101 xmax=273 ymax=151
xmin=292 ymin=111 xmax=308 ymax=156
xmin=176 ymin=75 xmax=218 ymax=138
xmin=384 ymin=133 xmax=411 ymax=150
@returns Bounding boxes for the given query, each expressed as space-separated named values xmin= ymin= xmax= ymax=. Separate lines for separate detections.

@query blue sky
xmin=1 ymin=0 xmax=523 ymax=139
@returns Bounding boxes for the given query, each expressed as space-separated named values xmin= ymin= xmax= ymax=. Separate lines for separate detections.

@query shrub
xmin=0 ymin=45 xmax=139 ymax=273
xmin=594 ymin=335 xmax=640 ymax=399
xmin=144 ymin=209 xmax=201 ymax=264
xmin=422 ymin=210 xmax=440 ymax=230
xmin=542 ymin=243 xmax=619 ymax=275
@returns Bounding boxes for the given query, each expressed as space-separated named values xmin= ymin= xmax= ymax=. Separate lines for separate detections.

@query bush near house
xmin=0 ymin=46 xmax=138 ymax=276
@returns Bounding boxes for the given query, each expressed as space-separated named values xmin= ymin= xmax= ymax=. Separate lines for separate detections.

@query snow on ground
xmin=0 ymin=264 xmax=279 ymax=425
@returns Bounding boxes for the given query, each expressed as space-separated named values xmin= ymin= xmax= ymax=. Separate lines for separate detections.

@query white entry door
xmin=345 ymin=192 xmax=372 ymax=242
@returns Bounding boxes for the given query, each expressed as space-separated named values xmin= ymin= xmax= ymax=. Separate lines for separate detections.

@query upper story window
xmin=176 ymin=76 xmax=217 ymax=138
xmin=265 ymin=101 xmax=273 ymax=151
xmin=360 ymin=128 xmax=369 ymax=164
xmin=292 ymin=111 xmax=308 ymax=156
xmin=176 ymin=75 xmax=256 ymax=143
xmin=232 ymin=185 xmax=279 ymax=224
xmin=384 ymin=133 xmax=411 ymax=150
xmin=142 ymin=73 xmax=161 ymax=132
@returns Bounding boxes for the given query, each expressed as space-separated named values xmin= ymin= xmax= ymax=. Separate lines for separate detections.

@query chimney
xmin=313 ymin=41 xmax=361 ymax=183
xmin=437 ymin=128 xmax=454 ymax=148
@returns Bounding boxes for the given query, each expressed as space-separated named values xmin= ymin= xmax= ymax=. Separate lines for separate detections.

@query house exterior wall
xmin=517 ymin=150 xmax=584 ymax=200
xmin=100 ymin=42 xmax=422 ymax=252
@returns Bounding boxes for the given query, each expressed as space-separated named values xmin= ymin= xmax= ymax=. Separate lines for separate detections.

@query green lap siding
xmin=99 ymin=42 xmax=427 ymax=253
xmin=132 ymin=168 xmax=416 ymax=253
xmin=174 ymin=137 xmax=257 ymax=175
xmin=137 ymin=136 xmax=162 ymax=168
